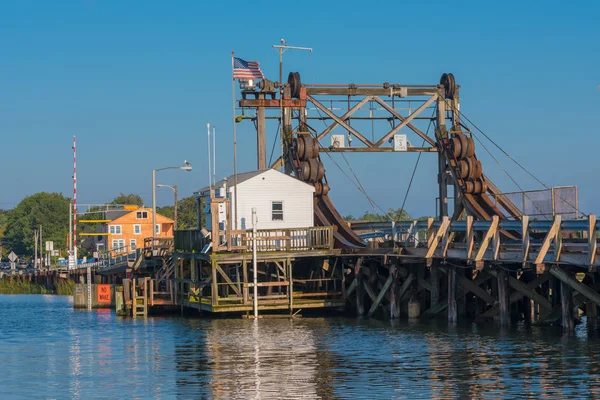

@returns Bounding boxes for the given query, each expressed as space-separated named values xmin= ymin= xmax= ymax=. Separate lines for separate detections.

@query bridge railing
xmin=352 ymin=215 xmax=600 ymax=267
xmin=174 ymin=226 xmax=335 ymax=253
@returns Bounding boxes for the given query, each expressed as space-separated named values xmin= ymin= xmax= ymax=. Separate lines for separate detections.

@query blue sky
xmin=1 ymin=1 xmax=598 ymax=218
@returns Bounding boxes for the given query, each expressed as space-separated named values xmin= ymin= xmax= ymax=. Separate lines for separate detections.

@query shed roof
xmin=195 ymin=169 xmax=312 ymax=196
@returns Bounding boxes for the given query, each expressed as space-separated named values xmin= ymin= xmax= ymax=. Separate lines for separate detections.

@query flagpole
xmin=232 ymin=51 xmax=239 ymax=231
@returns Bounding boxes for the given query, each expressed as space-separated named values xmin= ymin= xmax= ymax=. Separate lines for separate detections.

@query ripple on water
xmin=1 ymin=295 xmax=600 ymax=399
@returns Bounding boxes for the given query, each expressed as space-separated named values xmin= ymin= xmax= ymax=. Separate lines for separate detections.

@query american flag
xmin=233 ymin=57 xmax=264 ymax=81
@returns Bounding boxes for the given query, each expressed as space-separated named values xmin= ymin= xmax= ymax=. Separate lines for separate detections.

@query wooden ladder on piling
xmin=132 ymin=277 xmax=150 ymax=318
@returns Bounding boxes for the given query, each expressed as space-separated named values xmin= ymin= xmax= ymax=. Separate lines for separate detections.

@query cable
xmin=441 ymin=97 xmax=585 ymax=218
xmin=400 ymin=110 xmax=436 ymax=216
xmin=268 ymin=123 xmax=281 ymax=167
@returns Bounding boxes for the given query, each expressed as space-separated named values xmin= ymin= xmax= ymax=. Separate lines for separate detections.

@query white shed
xmin=196 ymin=169 xmax=315 ymax=231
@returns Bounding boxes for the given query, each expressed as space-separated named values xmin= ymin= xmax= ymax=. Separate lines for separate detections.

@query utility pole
xmin=40 ymin=225 xmax=43 ymax=269
xmin=173 ymin=185 xmax=179 ymax=231
xmin=34 ymin=230 xmax=38 ymax=269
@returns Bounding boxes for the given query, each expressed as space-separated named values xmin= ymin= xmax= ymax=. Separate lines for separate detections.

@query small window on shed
xmin=272 ymin=201 xmax=283 ymax=221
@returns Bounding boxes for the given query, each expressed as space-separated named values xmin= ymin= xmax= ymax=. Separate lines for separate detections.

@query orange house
xmin=107 ymin=207 xmax=174 ymax=252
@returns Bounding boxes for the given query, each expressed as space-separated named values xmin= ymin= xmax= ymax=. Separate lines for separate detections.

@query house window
xmin=136 ymin=211 xmax=148 ymax=219
xmin=133 ymin=224 xmax=141 ymax=235
xmin=272 ymin=201 xmax=283 ymax=221
xmin=130 ymin=239 xmax=136 ymax=251
xmin=109 ymin=225 xmax=122 ymax=235
xmin=155 ymin=224 xmax=161 ymax=235
xmin=112 ymin=239 xmax=125 ymax=251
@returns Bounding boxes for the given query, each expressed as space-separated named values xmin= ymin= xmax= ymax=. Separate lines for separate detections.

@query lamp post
xmin=156 ymin=184 xmax=178 ymax=230
xmin=152 ymin=161 xmax=192 ymax=240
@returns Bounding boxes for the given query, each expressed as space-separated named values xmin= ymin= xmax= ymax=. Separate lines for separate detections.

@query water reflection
xmin=2 ymin=295 xmax=600 ymax=399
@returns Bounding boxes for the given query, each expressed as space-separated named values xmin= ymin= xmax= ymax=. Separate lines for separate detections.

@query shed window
xmin=272 ymin=201 xmax=283 ymax=221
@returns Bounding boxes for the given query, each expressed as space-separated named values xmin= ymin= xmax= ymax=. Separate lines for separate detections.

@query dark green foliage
xmin=158 ymin=196 xmax=204 ymax=230
xmin=112 ymin=193 xmax=144 ymax=207
xmin=4 ymin=192 xmax=70 ymax=256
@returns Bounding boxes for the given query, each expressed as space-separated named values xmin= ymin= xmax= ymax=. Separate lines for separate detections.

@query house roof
xmin=109 ymin=207 xmax=174 ymax=225
xmin=196 ymin=169 xmax=308 ymax=196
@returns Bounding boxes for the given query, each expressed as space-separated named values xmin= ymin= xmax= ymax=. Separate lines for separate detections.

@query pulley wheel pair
xmin=314 ymin=182 xmax=330 ymax=196
xmin=288 ymin=72 xmax=301 ymax=99
xmin=450 ymin=134 xmax=475 ymax=159
xmin=294 ymin=135 xmax=319 ymax=160
xmin=440 ymin=73 xmax=457 ymax=99
xmin=464 ymin=178 xmax=487 ymax=195
xmin=458 ymin=157 xmax=482 ymax=180
xmin=298 ymin=159 xmax=325 ymax=182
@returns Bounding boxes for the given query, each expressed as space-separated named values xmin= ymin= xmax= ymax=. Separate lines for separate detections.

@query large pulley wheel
xmin=314 ymin=182 xmax=330 ymax=196
xmin=465 ymin=137 xmax=475 ymax=157
xmin=440 ymin=73 xmax=457 ymax=99
xmin=450 ymin=137 xmax=462 ymax=159
xmin=299 ymin=161 xmax=311 ymax=181
xmin=288 ymin=72 xmax=301 ymax=99
xmin=308 ymin=159 xmax=320 ymax=182
xmin=294 ymin=137 xmax=305 ymax=159
xmin=459 ymin=159 xmax=469 ymax=179
xmin=457 ymin=134 xmax=468 ymax=159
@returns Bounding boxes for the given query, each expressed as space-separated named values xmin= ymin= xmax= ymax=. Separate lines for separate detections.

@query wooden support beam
xmin=367 ymin=274 xmax=394 ymax=317
xmin=425 ymin=216 xmax=450 ymax=259
xmin=549 ymin=265 xmax=600 ymax=308
xmin=307 ymin=95 xmax=373 ymax=146
xmin=522 ymin=215 xmax=530 ymax=266
xmin=371 ymin=96 xmax=437 ymax=146
xmin=478 ymin=272 xmax=551 ymax=319
xmin=474 ymin=216 xmax=499 ymax=262
xmin=316 ymin=95 xmax=374 ymax=140
xmin=533 ymin=215 xmax=561 ymax=265
xmin=438 ymin=265 xmax=494 ymax=304
xmin=397 ymin=273 xmax=415 ymax=303
xmin=485 ymin=268 xmax=552 ymax=311
xmin=374 ymin=94 xmax=438 ymax=147
xmin=589 ymin=214 xmax=597 ymax=266
xmin=466 ymin=215 xmax=475 ymax=260
xmin=346 ymin=278 xmax=358 ymax=297
xmin=363 ymin=280 xmax=378 ymax=303
xmin=215 ymin=264 xmax=242 ymax=297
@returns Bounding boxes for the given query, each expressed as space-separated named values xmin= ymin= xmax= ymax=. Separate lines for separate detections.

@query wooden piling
xmin=389 ymin=265 xmax=400 ymax=319
xmin=497 ymin=268 xmax=510 ymax=327
xmin=355 ymin=258 xmax=364 ymax=316
xmin=448 ymin=265 xmax=457 ymax=323
xmin=561 ymin=280 xmax=574 ymax=332
xmin=586 ymin=300 xmax=598 ymax=328
xmin=430 ymin=263 xmax=440 ymax=309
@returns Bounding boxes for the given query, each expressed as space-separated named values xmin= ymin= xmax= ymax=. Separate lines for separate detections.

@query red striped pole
xmin=73 ymin=136 xmax=77 ymax=258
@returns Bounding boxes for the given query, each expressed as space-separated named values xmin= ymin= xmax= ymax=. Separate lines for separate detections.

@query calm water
xmin=2 ymin=295 xmax=600 ymax=399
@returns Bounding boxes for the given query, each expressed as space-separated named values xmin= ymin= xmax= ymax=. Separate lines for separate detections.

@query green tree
xmin=157 ymin=196 xmax=204 ymax=230
xmin=0 ymin=209 xmax=8 ymax=257
xmin=112 ymin=193 xmax=144 ymax=207
xmin=4 ymin=192 xmax=70 ymax=256
xmin=357 ymin=208 xmax=411 ymax=222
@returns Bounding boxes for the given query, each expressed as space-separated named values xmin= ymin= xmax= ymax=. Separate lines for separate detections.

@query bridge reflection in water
xmin=3 ymin=294 xmax=600 ymax=398
xmin=170 ymin=317 xmax=600 ymax=399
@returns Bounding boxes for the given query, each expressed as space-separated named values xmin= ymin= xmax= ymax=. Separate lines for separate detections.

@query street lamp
xmin=152 ymin=161 xmax=192 ymax=239
xmin=156 ymin=184 xmax=178 ymax=230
